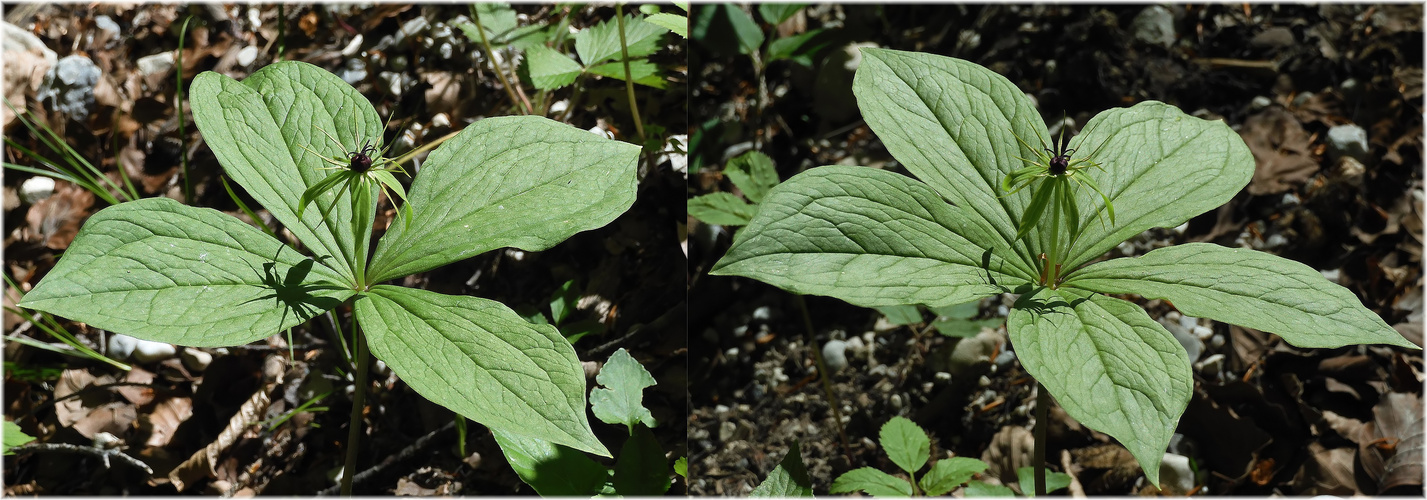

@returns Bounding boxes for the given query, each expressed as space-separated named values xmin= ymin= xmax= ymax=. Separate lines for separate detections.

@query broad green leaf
xmin=724 ymin=151 xmax=779 ymax=203
xmin=711 ymin=166 xmax=1027 ymax=309
xmin=854 ymin=48 xmax=1048 ymax=280
xmin=612 ymin=425 xmax=671 ymax=495
xmin=591 ymin=348 xmax=658 ymax=430
xmin=354 ymin=285 xmax=608 ymax=456
xmin=931 ymin=300 xmax=981 ymax=320
xmin=575 ymin=14 xmax=667 ymax=67
xmin=4 ymin=421 xmax=35 ymax=454
xmin=963 ymin=481 xmax=1016 ymax=496
xmin=1059 ymin=101 xmax=1253 ymax=268
xmin=1015 ymin=466 xmax=1071 ymax=496
xmin=587 ymin=59 xmax=667 ymax=89
xmin=931 ymin=317 xmax=1004 ymax=339
xmin=880 ymin=416 xmax=930 ymax=475
xmin=690 ymin=4 xmax=763 ymax=56
xmin=492 ymin=428 xmax=608 ymax=496
xmin=19 ymin=198 xmax=352 ymax=347
xmin=191 ymin=62 xmax=385 ymax=286
xmin=549 ymin=280 xmax=578 ymax=326
xmin=1065 ymin=243 xmax=1418 ymax=349
xmin=526 ymin=44 xmax=584 ymax=91
xmin=671 ymin=1 xmax=688 ymax=12
xmin=919 ymin=457 xmax=987 ymax=496
xmin=367 ymin=116 xmax=639 ymax=283
xmin=829 ymin=467 xmax=912 ymax=497
xmin=1008 ymin=287 xmax=1191 ymax=486
xmin=766 ymin=28 xmax=836 ymax=67
xmin=750 ymin=441 xmax=814 ymax=497
xmin=875 ymin=305 xmax=923 ymax=326
xmin=758 ymin=3 xmax=805 ymax=25
xmin=646 ymin=12 xmax=688 ymax=38
xmin=688 ymin=192 xmax=756 ymax=226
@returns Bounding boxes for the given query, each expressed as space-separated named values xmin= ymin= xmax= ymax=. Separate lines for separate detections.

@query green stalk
xmin=613 ymin=4 xmax=645 ymax=143
xmin=793 ymin=294 xmax=853 ymax=462
xmin=470 ymin=5 xmax=530 ymax=115
xmin=177 ymin=16 xmax=194 ymax=203
xmin=340 ymin=321 xmax=370 ymax=496
xmin=1034 ymin=381 xmax=1048 ymax=496
xmin=1045 ymin=179 xmax=1062 ymax=286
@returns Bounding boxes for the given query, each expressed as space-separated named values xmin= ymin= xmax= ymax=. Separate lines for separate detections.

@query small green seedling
xmin=18 ymin=60 xmax=640 ymax=493
xmin=829 ymin=417 xmax=990 ymax=497
xmin=713 ymin=48 xmax=1419 ymax=490
xmin=493 ymin=349 xmax=681 ymax=496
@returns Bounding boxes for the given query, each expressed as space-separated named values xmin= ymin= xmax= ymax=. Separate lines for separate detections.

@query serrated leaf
xmin=1058 ymin=102 xmax=1254 ymax=268
xmin=19 ymin=198 xmax=352 ymax=346
xmin=492 ymin=428 xmax=608 ymax=496
xmin=367 ymin=116 xmax=639 ymax=284
xmin=674 ymin=457 xmax=687 ymax=478
xmin=964 ymin=480 xmax=1016 ymax=496
xmin=688 ymin=192 xmax=757 ymax=226
xmin=1008 ymin=287 xmax=1191 ymax=486
xmin=875 ymin=305 xmax=923 ymax=326
xmin=758 ymin=4 xmax=806 ymax=25
xmin=4 ymin=421 xmax=35 ymax=454
xmin=854 ymin=48 xmax=1048 ymax=280
xmin=750 ymin=441 xmax=813 ymax=497
xmin=646 ymin=12 xmax=688 ymax=38
xmin=711 ymin=166 xmax=1026 ymax=308
xmin=1015 ymin=466 xmax=1072 ymax=496
xmin=526 ymin=44 xmax=584 ymax=90
xmin=587 ymin=59 xmax=667 ymax=89
xmin=919 ymin=456 xmax=987 ymax=496
xmin=829 ymin=467 xmax=912 ymax=497
xmin=190 ymin=61 xmax=386 ymax=286
xmin=1065 ymin=243 xmax=1418 ymax=349
xmin=724 ymin=151 xmax=779 ymax=203
xmin=612 ymin=425 xmax=671 ymax=495
xmin=575 ymin=14 xmax=667 ymax=67
xmin=354 ymin=285 xmax=608 ymax=457
xmin=591 ymin=348 xmax=658 ymax=430
xmin=880 ymin=416 xmax=930 ymax=475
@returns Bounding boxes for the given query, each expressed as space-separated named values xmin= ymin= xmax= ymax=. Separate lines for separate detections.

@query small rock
xmin=1130 ymin=6 xmax=1176 ymax=49
xmin=398 ymin=17 xmax=430 ymax=43
xmin=107 ymin=334 xmax=139 ymax=360
xmin=822 ymin=339 xmax=848 ymax=373
xmin=430 ymin=112 xmax=450 ymax=129
xmin=1158 ymin=453 xmax=1195 ymax=495
xmin=1192 ymin=325 xmax=1213 ymax=341
xmin=1160 ymin=317 xmax=1202 ymax=361
xmin=337 ymin=58 xmax=367 ymax=84
xmin=1250 ymin=96 xmax=1272 ymax=111
xmin=38 ymin=54 xmax=101 ymax=116
xmin=137 ymin=52 xmax=175 ymax=76
xmin=20 ymin=176 xmax=54 ymax=204
xmin=92 ymin=16 xmax=121 ymax=48
xmin=1291 ymin=91 xmax=1314 ymax=107
xmin=1326 ymin=124 xmax=1369 ymax=163
xmin=1321 ymin=269 xmax=1342 ymax=284
xmin=751 ymin=306 xmax=773 ymax=322
xmin=890 ymin=393 xmax=903 ymax=410
xmin=1249 ymin=27 xmax=1295 ymax=51
xmin=180 ymin=347 xmax=212 ymax=372
xmin=132 ymin=338 xmax=176 ymax=363
xmin=993 ymin=350 xmax=1017 ymax=371
xmin=718 ymin=421 xmax=737 ymax=442
xmin=236 ymin=45 xmax=258 ymax=67
xmin=340 ymin=34 xmax=364 ymax=57
xmin=1196 ymin=353 xmax=1225 ymax=378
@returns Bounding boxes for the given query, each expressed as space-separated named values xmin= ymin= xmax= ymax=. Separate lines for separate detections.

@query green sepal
xmin=297 ymin=171 xmax=350 ymax=220
xmin=371 ymin=169 xmax=413 ymax=229
xmin=1016 ymin=179 xmax=1054 ymax=241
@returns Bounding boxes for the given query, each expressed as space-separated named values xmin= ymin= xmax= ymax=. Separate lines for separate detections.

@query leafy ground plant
xmin=829 ymin=417 xmax=989 ymax=497
xmin=712 ymin=48 xmax=1419 ymax=491
xmin=18 ymin=60 xmax=639 ymax=493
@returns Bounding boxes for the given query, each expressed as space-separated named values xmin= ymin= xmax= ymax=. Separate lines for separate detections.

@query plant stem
xmin=340 ymin=322 xmax=369 ymax=496
xmin=1034 ymin=381 xmax=1048 ymax=497
xmin=793 ymin=294 xmax=853 ymax=462
xmin=470 ymin=5 xmax=529 ymax=115
xmin=613 ymin=4 xmax=645 ymax=144
xmin=177 ymin=16 xmax=193 ymax=204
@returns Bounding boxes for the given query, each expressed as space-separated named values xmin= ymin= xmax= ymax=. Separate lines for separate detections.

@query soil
xmin=688 ymin=4 xmax=1423 ymax=496
xmin=3 ymin=3 xmax=687 ymax=495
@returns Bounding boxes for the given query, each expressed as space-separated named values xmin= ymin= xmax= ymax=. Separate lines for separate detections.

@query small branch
xmin=10 ymin=443 xmax=153 ymax=475
xmin=318 ymin=420 xmax=455 ymax=496
xmin=614 ymin=5 xmax=645 ymax=143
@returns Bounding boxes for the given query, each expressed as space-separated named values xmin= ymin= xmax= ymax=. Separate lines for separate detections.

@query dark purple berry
xmin=348 ymin=143 xmax=376 ymax=173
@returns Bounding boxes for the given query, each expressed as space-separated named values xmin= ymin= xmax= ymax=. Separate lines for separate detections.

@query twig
xmin=9 ymin=442 xmax=154 ymax=475
xmin=318 ymin=420 xmax=456 ymax=496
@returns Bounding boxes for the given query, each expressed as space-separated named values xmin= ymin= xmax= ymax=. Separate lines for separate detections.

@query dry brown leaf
xmin=981 ymin=425 xmax=1034 ymax=485
xmin=71 ymin=401 xmax=137 ymax=439
xmin=1240 ymin=107 xmax=1319 ymax=195
xmin=1365 ymin=392 xmax=1423 ymax=493
xmin=1289 ymin=443 xmax=1356 ymax=494
xmin=144 ymin=397 xmax=193 ymax=448
xmin=118 ymin=367 xmax=157 ymax=406
xmin=24 ymin=181 xmax=95 ymax=250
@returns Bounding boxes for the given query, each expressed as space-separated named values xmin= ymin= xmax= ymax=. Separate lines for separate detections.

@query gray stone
xmin=1326 ymin=124 xmax=1369 ymax=163
xmin=38 ymin=55 xmax=101 ymax=117
xmin=1131 ymin=6 xmax=1176 ymax=48
xmin=337 ymin=58 xmax=367 ymax=84
xmin=1158 ymin=453 xmax=1195 ymax=495
xmin=1250 ymin=27 xmax=1294 ymax=50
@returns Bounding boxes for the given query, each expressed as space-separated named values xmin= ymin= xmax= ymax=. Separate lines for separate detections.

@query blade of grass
xmin=5 ymin=307 xmax=131 ymax=371
xmin=219 ymin=175 xmax=277 ymax=238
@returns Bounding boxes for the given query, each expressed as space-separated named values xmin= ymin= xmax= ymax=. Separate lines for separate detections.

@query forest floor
xmin=4 ymin=4 xmax=687 ymax=495
xmin=687 ymin=4 xmax=1422 ymax=496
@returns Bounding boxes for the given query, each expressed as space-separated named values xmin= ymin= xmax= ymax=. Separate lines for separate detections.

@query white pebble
xmin=20 ymin=176 xmax=55 ymax=204
xmin=132 ymin=338 xmax=176 ymax=363
xmin=236 ymin=45 xmax=258 ymax=67
xmin=822 ymin=340 xmax=848 ymax=373
xmin=180 ymin=347 xmax=212 ymax=372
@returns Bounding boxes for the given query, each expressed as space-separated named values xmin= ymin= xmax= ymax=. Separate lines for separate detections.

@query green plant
xmin=493 ymin=348 xmax=682 ymax=496
xmin=712 ymin=48 xmax=1418 ymax=491
xmin=750 ymin=441 xmax=814 ymax=497
xmin=829 ymin=417 xmax=990 ymax=497
xmin=687 ymin=150 xmax=778 ymax=226
xmin=17 ymin=60 xmax=639 ymax=493
xmin=524 ymin=10 xmax=673 ymax=91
